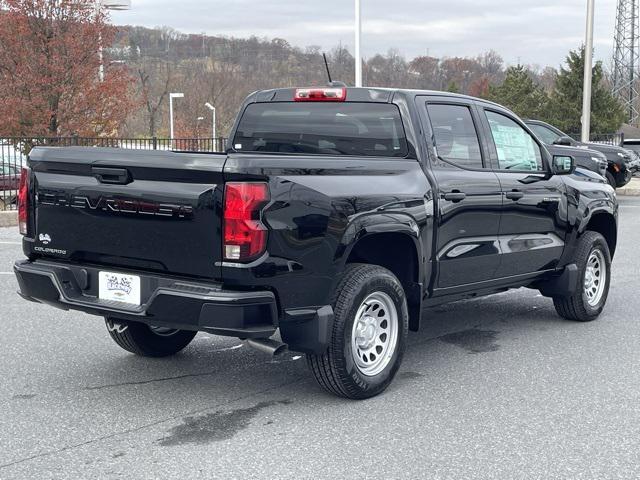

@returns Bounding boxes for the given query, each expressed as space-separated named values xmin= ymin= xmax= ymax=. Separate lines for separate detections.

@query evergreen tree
xmin=546 ymin=48 xmax=625 ymax=134
xmin=487 ymin=65 xmax=549 ymax=119
xmin=446 ymin=81 xmax=460 ymax=93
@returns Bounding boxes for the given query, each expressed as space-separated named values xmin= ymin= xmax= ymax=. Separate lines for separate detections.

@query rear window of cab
xmin=232 ymin=102 xmax=408 ymax=157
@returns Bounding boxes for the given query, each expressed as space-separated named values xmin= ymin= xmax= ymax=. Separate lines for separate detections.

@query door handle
xmin=505 ymin=190 xmax=524 ymax=201
xmin=443 ymin=191 xmax=467 ymax=202
xmin=92 ymin=167 xmax=131 ymax=185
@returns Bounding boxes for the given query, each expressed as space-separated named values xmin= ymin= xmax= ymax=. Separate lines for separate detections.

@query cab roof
xmin=248 ymin=86 xmax=507 ymax=110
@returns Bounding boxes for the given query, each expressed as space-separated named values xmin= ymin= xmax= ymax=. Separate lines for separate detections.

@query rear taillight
xmin=294 ymin=87 xmax=347 ymax=102
xmin=17 ymin=167 xmax=29 ymax=235
xmin=223 ymin=182 xmax=269 ymax=262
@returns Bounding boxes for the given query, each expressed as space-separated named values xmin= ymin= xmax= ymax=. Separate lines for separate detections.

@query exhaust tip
xmin=246 ymin=338 xmax=287 ymax=356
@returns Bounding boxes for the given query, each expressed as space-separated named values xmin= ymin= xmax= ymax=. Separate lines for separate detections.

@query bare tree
xmin=136 ymin=59 xmax=173 ymax=136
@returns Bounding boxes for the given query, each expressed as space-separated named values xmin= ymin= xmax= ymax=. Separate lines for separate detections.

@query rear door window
xmin=528 ymin=123 xmax=561 ymax=145
xmin=233 ymin=103 xmax=408 ymax=157
xmin=426 ymin=103 xmax=484 ymax=169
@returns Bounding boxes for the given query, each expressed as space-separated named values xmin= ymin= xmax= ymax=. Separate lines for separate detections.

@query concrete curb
xmin=0 ymin=211 xmax=17 ymax=227
xmin=618 ymin=178 xmax=640 ymax=196
xmin=618 ymin=188 xmax=640 ymax=196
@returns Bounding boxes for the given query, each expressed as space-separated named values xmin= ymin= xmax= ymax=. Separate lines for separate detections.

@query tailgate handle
xmin=92 ymin=167 xmax=131 ymax=185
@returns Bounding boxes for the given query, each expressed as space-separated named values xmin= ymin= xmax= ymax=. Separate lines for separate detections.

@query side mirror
xmin=552 ymin=155 xmax=575 ymax=175
xmin=553 ymin=136 xmax=573 ymax=146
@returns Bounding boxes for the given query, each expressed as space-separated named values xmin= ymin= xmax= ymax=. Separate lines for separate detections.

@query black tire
xmin=105 ymin=319 xmax=197 ymax=357
xmin=605 ymin=171 xmax=617 ymax=189
xmin=553 ymin=231 xmax=611 ymax=322
xmin=307 ymin=264 xmax=409 ymax=399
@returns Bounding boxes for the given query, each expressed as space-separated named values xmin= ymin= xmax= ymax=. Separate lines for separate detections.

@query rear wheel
xmin=105 ymin=319 xmax=197 ymax=357
xmin=307 ymin=264 xmax=408 ymax=399
xmin=553 ymin=231 xmax=611 ymax=322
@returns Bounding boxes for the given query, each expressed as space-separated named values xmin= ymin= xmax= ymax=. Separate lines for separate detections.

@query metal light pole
xmin=205 ymin=102 xmax=216 ymax=140
xmin=169 ymin=93 xmax=184 ymax=143
xmin=582 ymin=0 xmax=595 ymax=142
xmin=355 ymin=0 xmax=362 ymax=87
xmin=196 ymin=117 xmax=204 ymax=139
xmin=97 ymin=0 xmax=131 ymax=82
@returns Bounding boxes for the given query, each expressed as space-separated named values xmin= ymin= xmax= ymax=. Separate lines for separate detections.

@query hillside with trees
xmin=111 ymin=25 xmax=625 ymax=139
xmin=0 ymin=2 xmax=627 ymax=140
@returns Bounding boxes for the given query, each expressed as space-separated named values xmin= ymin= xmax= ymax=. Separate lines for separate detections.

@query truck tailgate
xmin=27 ymin=147 xmax=226 ymax=279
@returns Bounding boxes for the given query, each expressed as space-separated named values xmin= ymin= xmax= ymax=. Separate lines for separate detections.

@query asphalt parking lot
xmin=1 ymin=197 xmax=640 ymax=479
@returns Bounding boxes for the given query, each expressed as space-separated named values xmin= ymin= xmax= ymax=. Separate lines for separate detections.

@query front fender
xmin=559 ymin=178 xmax=618 ymax=266
xmin=578 ymin=203 xmax=618 ymax=234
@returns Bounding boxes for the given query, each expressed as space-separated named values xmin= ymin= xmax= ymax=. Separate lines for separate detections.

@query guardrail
xmin=0 ymin=137 xmax=227 ymax=211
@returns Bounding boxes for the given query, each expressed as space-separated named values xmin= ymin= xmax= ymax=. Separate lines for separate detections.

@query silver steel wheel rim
xmin=584 ymin=249 xmax=606 ymax=307
xmin=149 ymin=326 xmax=180 ymax=337
xmin=351 ymin=291 xmax=399 ymax=377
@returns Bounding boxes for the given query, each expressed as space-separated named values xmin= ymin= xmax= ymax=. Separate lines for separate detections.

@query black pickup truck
xmin=14 ymin=87 xmax=618 ymax=399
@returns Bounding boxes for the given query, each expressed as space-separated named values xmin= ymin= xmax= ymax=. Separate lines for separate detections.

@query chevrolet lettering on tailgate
xmin=38 ymin=191 xmax=194 ymax=218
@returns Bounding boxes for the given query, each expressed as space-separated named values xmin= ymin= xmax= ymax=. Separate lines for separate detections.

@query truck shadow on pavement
xmin=18 ymin=288 xmax=578 ymax=449
xmin=84 ymin=288 xmax=559 ymax=397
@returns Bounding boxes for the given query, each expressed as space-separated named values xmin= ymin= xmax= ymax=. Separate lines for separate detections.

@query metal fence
xmin=0 ymin=136 xmax=227 ymax=211
xmin=569 ymin=132 xmax=625 ymax=147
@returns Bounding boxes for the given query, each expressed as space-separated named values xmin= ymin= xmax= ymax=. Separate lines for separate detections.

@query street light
xmin=169 ymin=93 xmax=184 ymax=142
xmin=196 ymin=117 xmax=205 ymax=139
xmin=97 ymin=0 xmax=132 ymax=82
xmin=100 ymin=0 xmax=131 ymax=8
xmin=355 ymin=0 xmax=362 ymax=87
xmin=581 ymin=0 xmax=595 ymax=143
xmin=205 ymin=102 xmax=217 ymax=140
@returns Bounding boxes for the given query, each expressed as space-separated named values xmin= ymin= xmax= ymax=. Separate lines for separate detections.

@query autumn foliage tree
xmin=0 ymin=0 xmax=136 ymax=137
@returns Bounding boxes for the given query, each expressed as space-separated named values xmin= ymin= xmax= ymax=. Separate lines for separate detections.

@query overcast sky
xmin=111 ymin=0 xmax=619 ymax=68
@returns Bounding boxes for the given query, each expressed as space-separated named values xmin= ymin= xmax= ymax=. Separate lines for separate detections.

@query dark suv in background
xmin=622 ymin=138 xmax=640 ymax=176
xmin=525 ymin=119 xmax=632 ymax=188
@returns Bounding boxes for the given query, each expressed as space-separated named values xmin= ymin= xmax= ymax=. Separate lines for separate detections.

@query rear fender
xmin=336 ymin=213 xmax=426 ymax=331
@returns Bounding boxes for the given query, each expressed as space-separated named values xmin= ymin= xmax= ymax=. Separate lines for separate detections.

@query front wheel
xmin=105 ymin=319 xmax=197 ymax=357
xmin=307 ymin=264 xmax=408 ymax=399
xmin=553 ymin=231 xmax=611 ymax=322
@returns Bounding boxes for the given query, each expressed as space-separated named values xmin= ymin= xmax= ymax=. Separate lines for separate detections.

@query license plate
xmin=99 ymin=271 xmax=141 ymax=306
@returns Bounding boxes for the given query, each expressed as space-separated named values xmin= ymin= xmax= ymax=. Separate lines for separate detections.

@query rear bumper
xmin=14 ymin=260 xmax=278 ymax=338
xmin=14 ymin=259 xmax=334 ymax=353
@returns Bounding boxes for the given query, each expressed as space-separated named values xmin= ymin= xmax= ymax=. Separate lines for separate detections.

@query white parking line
xmin=0 ymin=242 xmax=21 ymax=245
xmin=214 ymin=344 xmax=244 ymax=352
xmin=0 ymin=272 xmax=14 ymax=275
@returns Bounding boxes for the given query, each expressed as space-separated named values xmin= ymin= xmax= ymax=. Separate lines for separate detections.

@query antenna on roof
xmin=323 ymin=53 xmax=333 ymax=84
xmin=322 ymin=53 xmax=347 ymax=88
